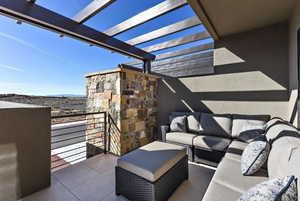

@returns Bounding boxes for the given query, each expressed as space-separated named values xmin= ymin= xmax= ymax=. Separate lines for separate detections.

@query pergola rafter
xmin=73 ymin=0 xmax=117 ymax=24
xmin=0 ymin=0 xmax=214 ymax=77
xmin=0 ymin=0 xmax=155 ymax=61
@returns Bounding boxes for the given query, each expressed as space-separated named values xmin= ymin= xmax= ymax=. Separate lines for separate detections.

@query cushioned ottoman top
xmin=117 ymin=141 xmax=186 ymax=182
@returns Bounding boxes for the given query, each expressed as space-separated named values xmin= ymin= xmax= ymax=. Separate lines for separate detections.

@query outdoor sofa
xmin=162 ymin=112 xmax=300 ymax=201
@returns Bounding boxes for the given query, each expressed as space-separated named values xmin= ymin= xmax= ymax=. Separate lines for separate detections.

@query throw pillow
xmin=238 ymin=176 xmax=297 ymax=201
xmin=169 ymin=115 xmax=187 ymax=132
xmin=237 ymin=122 xmax=267 ymax=143
xmin=232 ymin=114 xmax=270 ymax=138
xmin=241 ymin=136 xmax=270 ymax=175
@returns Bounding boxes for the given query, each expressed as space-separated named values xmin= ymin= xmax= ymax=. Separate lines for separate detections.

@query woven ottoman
xmin=116 ymin=141 xmax=188 ymax=201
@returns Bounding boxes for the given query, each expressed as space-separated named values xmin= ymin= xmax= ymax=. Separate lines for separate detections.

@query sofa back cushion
xmin=170 ymin=112 xmax=202 ymax=133
xmin=231 ymin=114 xmax=270 ymax=138
xmin=200 ymin=113 xmax=232 ymax=138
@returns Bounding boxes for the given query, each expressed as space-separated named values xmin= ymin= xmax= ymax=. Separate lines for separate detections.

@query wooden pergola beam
xmin=126 ymin=16 xmax=201 ymax=46
xmin=104 ymin=0 xmax=188 ymax=36
xmin=73 ymin=0 xmax=116 ymax=23
xmin=143 ymin=31 xmax=210 ymax=53
xmin=0 ymin=0 xmax=155 ymax=60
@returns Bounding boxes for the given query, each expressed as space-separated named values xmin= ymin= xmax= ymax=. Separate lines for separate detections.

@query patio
xmin=1 ymin=0 xmax=300 ymax=201
xmin=20 ymin=154 xmax=215 ymax=201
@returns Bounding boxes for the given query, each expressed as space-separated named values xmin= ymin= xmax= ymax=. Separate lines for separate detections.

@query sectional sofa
xmin=161 ymin=112 xmax=270 ymax=165
xmin=161 ymin=112 xmax=300 ymax=201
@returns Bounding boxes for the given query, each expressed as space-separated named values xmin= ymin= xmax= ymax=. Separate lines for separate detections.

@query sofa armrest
xmin=161 ymin=125 xmax=170 ymax=142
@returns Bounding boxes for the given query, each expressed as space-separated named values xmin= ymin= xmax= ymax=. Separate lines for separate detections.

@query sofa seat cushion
xmin=200 ymin=113 xmax=232 ymax=138
xmin=231 ymin=114 xmax=270 ymax=138
xmin=193 ymin=135 xmax=231 ymax=152
xmin=225 ymin=140 xmax=248 ymax=161
xmin=117 ymin=141 xmax=186 ymax=182
xmin=213 ymin=157 xmax=268 ymax=193
xmin=202 ymin=180 xmax=242 ymax=201
xmin=166 ymin=132 xmax=197 ymax=146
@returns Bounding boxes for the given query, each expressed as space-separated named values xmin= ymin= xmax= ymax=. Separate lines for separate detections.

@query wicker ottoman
xmin=116 ymin=141 xmax=188 ymax=201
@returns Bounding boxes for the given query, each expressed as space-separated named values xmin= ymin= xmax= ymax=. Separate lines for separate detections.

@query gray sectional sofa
xmin=162 ymin=113 xmax=300 ymax=201
xmin=161 ymin=112 xmax=270 ymax=165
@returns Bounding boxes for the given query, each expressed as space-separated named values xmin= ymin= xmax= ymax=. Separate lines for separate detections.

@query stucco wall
xmin=288 ymin=0 xmax=300 ymax=126
xmin=157 ymin=22 xmax=290 ymax=136
xmin=0 ymin=101 xmax=51 ymax=200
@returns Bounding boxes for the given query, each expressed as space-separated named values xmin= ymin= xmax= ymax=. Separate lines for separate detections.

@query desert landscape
xmin=0 ymin=94 xmax=87 ymax=117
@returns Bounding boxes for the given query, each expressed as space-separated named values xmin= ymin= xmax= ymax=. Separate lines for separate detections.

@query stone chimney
xmin=85 ymin=68 xmax=158 ymax=155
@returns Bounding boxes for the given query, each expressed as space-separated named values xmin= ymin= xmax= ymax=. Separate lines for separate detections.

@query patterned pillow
xmin=238 ymin=176 xmax=297 ymax=201
xmin=238 ymin=123 xmax=266 ymax=143
xmin=241 ymin=136 xmax=270 ymax=175
xmin=169 ymin=115 xmax=187 ymax=132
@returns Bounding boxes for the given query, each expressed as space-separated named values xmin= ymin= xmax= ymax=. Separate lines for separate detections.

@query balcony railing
xmin=51 ymin=112 xmax=108 ymax=172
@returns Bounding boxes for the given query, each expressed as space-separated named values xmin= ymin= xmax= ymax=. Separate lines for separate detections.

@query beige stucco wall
xmin=157 ymin=22 xmax=290 ymax=135
xmin=0 ymin=101 xmax=51 ymax=200
xmin=288 ymin=0 xmax=300 ymax=126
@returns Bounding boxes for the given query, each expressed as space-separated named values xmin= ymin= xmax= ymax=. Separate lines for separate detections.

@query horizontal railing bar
xmin=52 ymin=122 xmax=103 ymax=131
xmin=51 ymin=112 xmax=106 ymax=119
xmin=52 ymin=133 xmax=101 ymax=144
xmin=51 ymin=145 xmax=87 ymax=153
xmin=51 ymin=127 xmax=104 ymax=138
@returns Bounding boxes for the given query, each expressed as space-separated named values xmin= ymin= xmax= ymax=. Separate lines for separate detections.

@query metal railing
xmin=51 ymin=112 xmax=108 ymax=172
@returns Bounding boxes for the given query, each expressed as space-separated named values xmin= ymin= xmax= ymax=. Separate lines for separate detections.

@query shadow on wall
xmin=156 ymin=22 xmax=291 ymax=138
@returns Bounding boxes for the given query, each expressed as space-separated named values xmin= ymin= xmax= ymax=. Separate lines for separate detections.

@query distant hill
xmin=47 ymin=94 xmax=86 ymax=97
xmin=0 ymin=94 xmax=86 ymax=116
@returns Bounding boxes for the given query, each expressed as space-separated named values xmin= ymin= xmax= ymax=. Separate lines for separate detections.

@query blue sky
xmin=0 ymin=0 xmax=209 ymax=96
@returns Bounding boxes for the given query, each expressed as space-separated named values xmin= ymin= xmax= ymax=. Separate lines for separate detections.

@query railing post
xmin=104 ymin=112 xmax=107 ymax=154
xmin=143 ymin=60 xmax=151 ymax=74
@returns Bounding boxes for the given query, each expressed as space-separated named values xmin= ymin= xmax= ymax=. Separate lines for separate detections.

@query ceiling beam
xmin=187 ymin=0 xmax=219 ymax=40
xmin=73 ymin=0 xmax=116 ymax=23
xmin=143 ymin=31 xmax=210 ymax=53
xmin=126 ymin=16 xmax=201 ymax=46
xmin=104 ymin=0 xmax=188 ymax=36
xmin=0 ymin=0 xmax=155 ymax=60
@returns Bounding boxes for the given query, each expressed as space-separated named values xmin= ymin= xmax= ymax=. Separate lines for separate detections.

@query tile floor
xmin=20 ymin=154 xmax=215 ymax=201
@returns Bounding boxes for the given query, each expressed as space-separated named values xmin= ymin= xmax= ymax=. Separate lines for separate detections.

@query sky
xmin=0 ymin=0 xmax=210 ymax=96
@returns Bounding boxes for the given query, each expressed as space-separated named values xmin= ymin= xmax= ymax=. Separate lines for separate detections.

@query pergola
xmin=0 ymin=0 xmax=214 ymax=77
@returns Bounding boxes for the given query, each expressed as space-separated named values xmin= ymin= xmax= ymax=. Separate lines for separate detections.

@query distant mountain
xmin=47 ymin=94 xmax=86 ymax=97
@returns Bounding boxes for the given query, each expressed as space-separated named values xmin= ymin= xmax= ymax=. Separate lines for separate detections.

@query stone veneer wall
xmin=85 ymin=68 xmax=158 ymax=155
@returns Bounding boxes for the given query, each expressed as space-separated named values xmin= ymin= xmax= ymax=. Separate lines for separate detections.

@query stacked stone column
xmin=85 ymin=68 xmax=158 ymax=155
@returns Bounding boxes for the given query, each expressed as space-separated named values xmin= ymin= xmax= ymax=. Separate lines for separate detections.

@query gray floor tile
xmin=53 ymin=162 xmax=100 ymax=190
xmin=20 ymin=176 xmax=79 ymax=201
xmin=71 ymin=170 xmax=115 ymax=201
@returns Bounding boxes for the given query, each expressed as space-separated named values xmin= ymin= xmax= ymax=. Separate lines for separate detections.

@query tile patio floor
xmin=20 ymin=154 xmax=215 ymax=201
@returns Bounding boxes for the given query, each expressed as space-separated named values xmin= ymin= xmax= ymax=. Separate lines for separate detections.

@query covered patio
xmin=1 ymin=0 xmax=300 ymax=201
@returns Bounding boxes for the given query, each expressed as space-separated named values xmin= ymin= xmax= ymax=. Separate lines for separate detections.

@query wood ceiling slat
xmin=104 ymin=0 xmax=188 ymax=36
xmin=151 ymin=51 xmax=213 ymax=67
xmin=125 ymin=42 xmax=213 ymax=65
xmin=142 ymin=31 xmax=210 ymax=53
xmin=126 ymin=16 xmax=201 ymax=46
